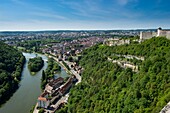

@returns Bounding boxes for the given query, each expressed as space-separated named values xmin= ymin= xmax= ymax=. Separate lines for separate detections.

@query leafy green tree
xmin=58 ymin=37 xmax=170 ymax=113
xmin=28 ymin=57 xmax=44 ymax=72
xmin=41 ymin=58 xmax=61 ymax=89
xmin=0 ymin=41 xmax=25 ymax=105
xmin=42 ymin=70 xmax=46 ymax=81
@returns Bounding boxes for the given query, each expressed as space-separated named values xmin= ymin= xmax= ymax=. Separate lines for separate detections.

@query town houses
xmin=37 ymin=91 xmax=50 ymax=109
xmin=45 ymin=77 xmax=64 ymax=94
xmin=37 ymin=76 xmax=77 ymax=109
xmin=42 ymin=37 xmax=105 ymax=61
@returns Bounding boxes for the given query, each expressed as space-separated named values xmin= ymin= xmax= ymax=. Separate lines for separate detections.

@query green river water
xmin=0 ymin=53 xmax=68 ymax=113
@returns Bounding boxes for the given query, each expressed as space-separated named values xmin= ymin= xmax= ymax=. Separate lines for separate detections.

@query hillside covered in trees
xmin=0 ymin=41 xmax=25 ymax=105
xmin=28 ymin=57 xmax=44 ymax=73
xmin=58 ymin=37 xmax=170 ymax=113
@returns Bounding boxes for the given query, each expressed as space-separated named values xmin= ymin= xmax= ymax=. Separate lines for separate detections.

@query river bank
xmin=33 ymin=53 xmax=82 ymax=113
xmin=0 ymin=52 xmax=69 ymax=113
xmin=0 ymin=53 xmax=48 ymax=113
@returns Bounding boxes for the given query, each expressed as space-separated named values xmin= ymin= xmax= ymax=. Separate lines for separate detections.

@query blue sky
xmin=0 ymin=0 xmax=170 ymax=31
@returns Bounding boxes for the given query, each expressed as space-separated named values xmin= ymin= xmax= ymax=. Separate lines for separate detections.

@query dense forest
xmin=41 ymin=58 xmax=61 ymax=89
xmin=28 ymin=57 xmax=44 ymax=72
xmin=57 ymin=37 xmax=170 ymax=113
xmin=0 ymin=41 xmax=25 ymax=105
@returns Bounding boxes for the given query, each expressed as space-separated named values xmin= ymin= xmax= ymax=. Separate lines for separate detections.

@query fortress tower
xmin=157 ymin=27 xmax=162 ymax=37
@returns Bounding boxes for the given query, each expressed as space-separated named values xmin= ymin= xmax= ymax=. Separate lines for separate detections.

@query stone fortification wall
xmin=140 ymin=28 xmax=170 ymax=40
xmin=159 ymin=30 xmax=170 ymax=39
xmin=140 ymin=31 xmax=157 ymax=40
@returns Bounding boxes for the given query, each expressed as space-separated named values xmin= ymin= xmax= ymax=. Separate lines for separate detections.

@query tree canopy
xmin=41 ymin=58 xmax=61 ymax=89
xmin=57 ymin=37 xmax=170 ymax=113
xmin=0 ymin=41 xmax=25 ymax=105
xmin=28 ymin=57 xmax=44 ymax=72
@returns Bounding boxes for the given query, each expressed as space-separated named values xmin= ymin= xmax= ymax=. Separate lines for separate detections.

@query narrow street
xmin=33 ymin=54 xmax=82 ymax=113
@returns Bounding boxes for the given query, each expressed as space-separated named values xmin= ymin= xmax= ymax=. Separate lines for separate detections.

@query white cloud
xmin=0 ymin=18 xmax=170 ymax=31
xmin=11 ymin=0 xmax=27 ymax=6
xmin=116 ymin=0 xmax=137 ymax=6
xmin=57 ymin=0 xmax=112 ymax=20
xmin=117 ymin=0 xmax=128 ymax=5
xmin=31 ymin=12 xmax=68 ymax=20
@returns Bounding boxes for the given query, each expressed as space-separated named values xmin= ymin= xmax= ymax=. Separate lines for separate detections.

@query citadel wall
xmin=140 ymin=28 xmax=170 ymax=40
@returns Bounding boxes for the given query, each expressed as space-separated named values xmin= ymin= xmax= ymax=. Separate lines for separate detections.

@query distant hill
xmin=58 ymin=37 xmax=170 ymax=113
xmin=0 ymin=29 xmax=158 ymax=36
xmin=0 ymin=42 xmax=25 ymax=105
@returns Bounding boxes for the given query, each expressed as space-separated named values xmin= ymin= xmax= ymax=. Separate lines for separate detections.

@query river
xmin=0 ymin=53 xmax=69 ymax=113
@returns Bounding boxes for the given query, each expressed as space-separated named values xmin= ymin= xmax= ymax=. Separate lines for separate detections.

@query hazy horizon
xmin=0 ymin=28 xmax=162 ymax=32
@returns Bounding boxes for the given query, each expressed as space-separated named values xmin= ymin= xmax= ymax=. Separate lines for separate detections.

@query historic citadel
xmin=140 ymin=27 xmax=170 ymax=40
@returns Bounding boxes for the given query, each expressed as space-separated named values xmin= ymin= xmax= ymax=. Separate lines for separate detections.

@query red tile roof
xmin=38 ymin=97 xmax=47 ymax=101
